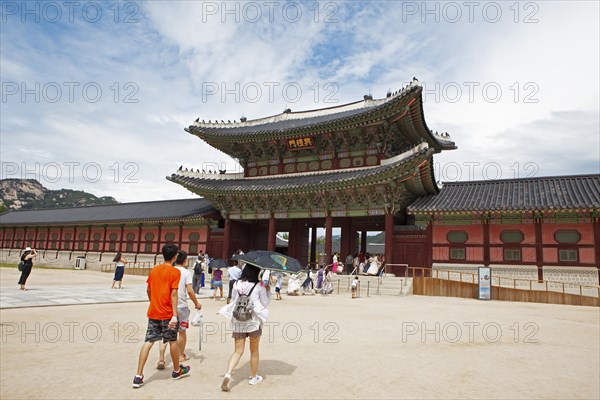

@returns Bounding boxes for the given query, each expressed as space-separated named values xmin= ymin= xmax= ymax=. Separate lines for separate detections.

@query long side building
xmin=1 ymin=82 xmax=599 ymax=285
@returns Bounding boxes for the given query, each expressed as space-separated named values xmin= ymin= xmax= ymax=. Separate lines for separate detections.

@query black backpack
xmin=194 ymin=262 xmax=202 ymax=275
xmin=232 ymin=282 xmax=258 ymax=322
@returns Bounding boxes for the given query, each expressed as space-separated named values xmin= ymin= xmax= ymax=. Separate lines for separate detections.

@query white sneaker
xmin=248 ymin=375 xmax=263 ymax=385
xmin=221 ymin=373 xmax=231 ymax=391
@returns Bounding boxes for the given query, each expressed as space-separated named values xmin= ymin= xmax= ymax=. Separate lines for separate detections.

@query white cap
xmin=25 ymin=247 xmax=32 ymax=251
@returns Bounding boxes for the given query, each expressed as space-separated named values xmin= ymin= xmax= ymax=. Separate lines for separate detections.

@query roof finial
xmin=240 ymin=115 xmax=247 ymax=122
xmin=195 ymin=117 xmax=199 ymax=123
xmin=386 ymin=89 xmax=392 ymax=98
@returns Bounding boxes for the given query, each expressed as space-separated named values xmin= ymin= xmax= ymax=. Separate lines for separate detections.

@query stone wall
xmin=542 ymin=266 xmax=599 ymax=287
xmin=431 ymin=263 xmax=599 ymax=288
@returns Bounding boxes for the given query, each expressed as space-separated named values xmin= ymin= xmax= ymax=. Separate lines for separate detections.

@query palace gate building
xmin=167 ymin=82 xmax=455 ymax=274
xmin=1 ymin=81 xmax=599 ymax=284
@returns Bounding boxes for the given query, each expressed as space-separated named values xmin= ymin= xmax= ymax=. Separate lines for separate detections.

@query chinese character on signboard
xmin=287 ymin=136 xmax=315 ymax=151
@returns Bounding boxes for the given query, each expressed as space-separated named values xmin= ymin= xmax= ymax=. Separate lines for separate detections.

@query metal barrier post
xmin=337 ymin=279 xmax=340 ymax=294
xmin=367 ymin=281 xmax=370 ymax=297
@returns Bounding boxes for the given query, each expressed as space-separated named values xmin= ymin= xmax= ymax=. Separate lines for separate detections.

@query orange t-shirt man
xmin=146 ymin=263 xmax=181 ymax=320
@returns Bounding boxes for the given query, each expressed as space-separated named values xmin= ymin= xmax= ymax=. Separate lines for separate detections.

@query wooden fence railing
xmin=409 ymin=267 xmax=600 ymax=307
xmin=101 ymin=262 xmax=155 ymax=277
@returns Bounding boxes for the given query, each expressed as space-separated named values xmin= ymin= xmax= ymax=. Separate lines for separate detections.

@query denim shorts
xmin=232 ymin=328 xmax=262 ymax=340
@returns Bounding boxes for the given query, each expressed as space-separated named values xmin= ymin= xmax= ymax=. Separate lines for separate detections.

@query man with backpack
xmin=192 ymin=251 xmax=204 ymax=294
xmin=218 ymin=264 xmax=270 ymax=391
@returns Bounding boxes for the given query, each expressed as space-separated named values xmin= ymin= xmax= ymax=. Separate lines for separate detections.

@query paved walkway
xmin=0 ymin=283 xmax=218 ymax=309
xmin=0 ymin=267 xmax=228 ymax=309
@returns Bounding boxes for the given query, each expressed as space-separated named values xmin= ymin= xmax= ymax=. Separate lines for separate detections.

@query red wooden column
xmin=384 ymin=212 xmax=394 ymax=266
xmin=287 ymin=220 xmax=296 ymax=258
xmin=157 ymin=223 xmax=163 ymax=254
xmin=137 ymin=224 xmax=143 ymax=253
xmin=205 ymin=224 xmax=211 ymax=254
xmin=223 ymin=217 xmax=232 ymax=259
xmin=267 ymin=215 xmax=276 ymax=251
xmin=59 ymin=226 xmax=64 ymax=250
xmin=178 ymin=222 xmax=184 ymax=249
xmin=593 ymin=219 xmax=600 ymax=285
xmin=340 ymin=218 xmax=350 ymax=261
xmin=87 ymin=225 xmax=92 ymax=251
xmin=348 ymin=221 xmax=356 ymax=257
xmin=325 ymin=213 xmax=333 ymax=266
xmin=425 ymin=222 xmax=433 ymax=269
xmin=119 ymin=225 xmax=125 ymax=253
xmin=310 ymin=224 xmax=317 ymax=265
xmin=483 ymin=220 xmax=490 ymax=266
xmin=73 ymin=226 xmax=78 ymax=252
xmin=102 ymin=225 xmax=108 ymax=253
xmin=34 ymin=227 xmax=39 ymax=249
xmin=360 ymin=231 xmax=367 ymax=254
xmin=535 ymin=219 xmax=543 ymax=281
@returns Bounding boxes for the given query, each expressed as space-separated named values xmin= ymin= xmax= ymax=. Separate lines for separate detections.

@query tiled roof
xmin=190 ymin=99 xmax=382 ymax=136
xmin=408 ymin=174 xmax=600 ymax=213
xmin=169 ymin=147 xmax=436 ymax=196
xmin=186 ymin=84 xmax=455 ymax=150
xmin=0 ymin=198 xmax=216 ymax=225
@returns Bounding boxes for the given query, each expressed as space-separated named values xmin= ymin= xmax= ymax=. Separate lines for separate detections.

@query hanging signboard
xmin=478 ymin=266 xmax=492 ymax=300
xmin=287 ymin=136 xmax=315 ymax=151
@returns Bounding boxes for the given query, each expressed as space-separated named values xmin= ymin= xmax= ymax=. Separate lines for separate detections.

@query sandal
xmin=157 ymin=361 xmax=166 ymax=370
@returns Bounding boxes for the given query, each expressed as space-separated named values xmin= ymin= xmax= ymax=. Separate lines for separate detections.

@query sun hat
xmin=25 ymin=247 xmax=32 ymax=251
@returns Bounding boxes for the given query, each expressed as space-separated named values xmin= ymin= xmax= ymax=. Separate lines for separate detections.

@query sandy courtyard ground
xmin=0 ymin=268 xmax=599 ymax=399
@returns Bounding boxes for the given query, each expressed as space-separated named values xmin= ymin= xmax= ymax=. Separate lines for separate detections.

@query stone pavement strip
xmin=0 ymin=284 xmax=217 ymax=309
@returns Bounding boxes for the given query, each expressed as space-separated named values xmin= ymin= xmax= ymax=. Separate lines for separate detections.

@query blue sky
xmin=1 ymin=1 xmax=599 ymax=202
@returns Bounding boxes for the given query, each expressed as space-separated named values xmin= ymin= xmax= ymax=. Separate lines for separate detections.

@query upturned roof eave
xmin=186 ymin=86 xmax=456 ymax=151
xmin=168 ymin=149 xmax=437 ymax=198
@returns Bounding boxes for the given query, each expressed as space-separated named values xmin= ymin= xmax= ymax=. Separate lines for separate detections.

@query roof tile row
xmin=408 ymin=174 xmax=600 ymax=213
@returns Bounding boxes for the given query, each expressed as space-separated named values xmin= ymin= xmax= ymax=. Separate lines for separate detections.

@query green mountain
xmin=0 ymin=179 xmax=119 ymax=211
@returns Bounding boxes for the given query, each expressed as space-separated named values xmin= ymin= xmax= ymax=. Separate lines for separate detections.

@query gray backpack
xmin=232 ymin=282 xmax=258 ymax=322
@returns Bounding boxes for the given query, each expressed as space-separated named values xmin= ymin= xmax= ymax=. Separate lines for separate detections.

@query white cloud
xmin=1 ymin=1 xmax=598 ymax=204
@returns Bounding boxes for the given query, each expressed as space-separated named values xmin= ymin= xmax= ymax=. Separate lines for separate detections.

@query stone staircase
xmin=354 ymin=275 xmax=413 ymax=296
xmin=220 ymin=274 xmax=413 ymax=297
xmin=304 ymin=274 xmax=413 ymax=297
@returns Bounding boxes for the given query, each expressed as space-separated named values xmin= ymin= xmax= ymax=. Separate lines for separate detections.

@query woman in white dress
xmin=286 ymin=274 xmax=301 ymax=295
xmin=366 ymin=254 xmax=380 ymax=275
